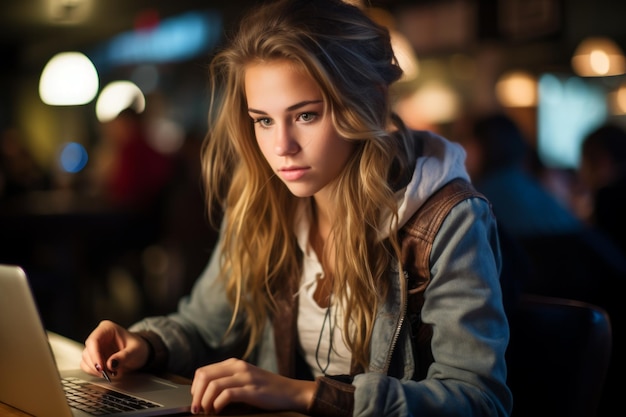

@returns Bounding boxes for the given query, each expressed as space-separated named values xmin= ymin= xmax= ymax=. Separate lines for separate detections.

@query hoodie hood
xmin=381 ymin=130 xmax=470 ymax=238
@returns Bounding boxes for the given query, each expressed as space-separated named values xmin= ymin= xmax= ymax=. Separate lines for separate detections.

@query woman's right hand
xmin=80 ymin=320 xmax=150 ymax=380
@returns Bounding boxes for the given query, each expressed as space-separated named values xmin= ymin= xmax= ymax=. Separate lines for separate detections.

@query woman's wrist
xmin=291 ymin=379 xmax=317 ymax=414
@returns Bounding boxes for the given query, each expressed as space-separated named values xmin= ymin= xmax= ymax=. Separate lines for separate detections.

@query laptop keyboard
xmin=62 ymin=377 xmax=161 ymax=415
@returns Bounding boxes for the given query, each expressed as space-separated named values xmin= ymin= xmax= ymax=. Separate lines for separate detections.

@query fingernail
xmin=191 ymin=406 xmax=198 ymax=414
xmin=95 ymin=363 xmax=102 ymax=372
xmin=111 ymin=359 xmax=119 ymax=369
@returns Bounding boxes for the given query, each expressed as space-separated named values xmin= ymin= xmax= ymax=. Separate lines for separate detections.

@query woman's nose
xmin=274 ymin=125 xmax=300 ymax=156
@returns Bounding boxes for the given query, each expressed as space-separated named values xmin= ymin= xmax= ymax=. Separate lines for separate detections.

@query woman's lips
xmin=279 ymin=166 xmax=309 ymax=181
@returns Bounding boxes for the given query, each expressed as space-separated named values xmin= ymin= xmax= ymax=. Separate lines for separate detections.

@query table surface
xmin=0 ymin=332 xmax=306 ymax=417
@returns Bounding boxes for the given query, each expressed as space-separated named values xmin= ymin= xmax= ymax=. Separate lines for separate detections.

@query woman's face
xmin=244 ymin=59 xmax=356 ymax=200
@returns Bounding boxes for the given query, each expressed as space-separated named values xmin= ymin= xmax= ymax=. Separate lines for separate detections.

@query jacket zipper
xmin=382 ymin=265 xmax=408 ymax=373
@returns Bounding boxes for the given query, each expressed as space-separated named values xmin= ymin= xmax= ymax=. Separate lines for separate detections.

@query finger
xmin=85 ymin=321 xmax=112 ymax=350
xmin=83 ymin=320 xmax=128 ymax=378
xmin=211 ymin=385 xmax=251 ymax=414
xmin=191 ymin=359 xmax=246 ymax=414
xmin=190 ymin=378 xmax=210 ymax=414
xmin=108 ymin=333 xmax=152 ymax=375
xmin=191 ymin=367 xmax=214 ymax=413
xmin=197 ymin=374 xmax=240 ymax=415
xmin=80 ymin=351 xmax=100 ymax=376
xmin=82 ymin=340 xmax=107 ymax=376
xmin=106 ymin=350 xmax=133 ymax=377
xmin=201 ymin=363 xmax=259 ymax=414
xmin=191 ymin=358 xmax=241 ymax=395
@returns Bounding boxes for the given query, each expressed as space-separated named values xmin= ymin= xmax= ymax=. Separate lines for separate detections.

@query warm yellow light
xmin=397 ymin=81 xmax=460 ymax=125
xmin=610 ymin=83 xmax=626 ymax=115
xmin=95 ymin=81 xmax=146 ymax=123
xmin=495 ymin=70 xmax=538 ymax=107
xmin=590 ymin=50 xmax=610 ymax=75
xmin=39 ymin=52 xmax=99 ymax=105
xmin=572 ymin=37 xmax=626 ymax=77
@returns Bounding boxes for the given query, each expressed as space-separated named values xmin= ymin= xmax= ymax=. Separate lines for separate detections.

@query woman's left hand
xmin=190 ymin=357 xmax=316 ymax=415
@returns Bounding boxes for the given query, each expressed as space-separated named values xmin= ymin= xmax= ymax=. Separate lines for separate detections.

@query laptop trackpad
xmin=62 ymin=369 xmax=182 ymax=394
xmin=108 ymin=374 xmax=180 ymax=393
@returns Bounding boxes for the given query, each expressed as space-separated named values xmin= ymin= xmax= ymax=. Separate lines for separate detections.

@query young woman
xmin=81 ymin=0 xmax=512 ymax=415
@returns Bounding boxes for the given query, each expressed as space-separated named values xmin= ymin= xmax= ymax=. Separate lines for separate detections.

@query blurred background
xmin=1 ymin=0 xmax=625 ymax=343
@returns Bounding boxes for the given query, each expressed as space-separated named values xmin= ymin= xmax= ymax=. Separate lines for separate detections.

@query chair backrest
xmin=506 ymin=294 xmax=612 ymax=417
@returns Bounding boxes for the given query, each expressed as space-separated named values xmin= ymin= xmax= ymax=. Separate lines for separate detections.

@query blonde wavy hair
xmin=201 ymin=0 xmax=413 ymax=370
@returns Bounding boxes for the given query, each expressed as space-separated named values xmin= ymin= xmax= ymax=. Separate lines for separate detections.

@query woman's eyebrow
xmin=248 ymin=99 xmax=323 ymax=115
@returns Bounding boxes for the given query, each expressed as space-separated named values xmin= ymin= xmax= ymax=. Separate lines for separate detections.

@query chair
xmin=506 ymin=294 xmax=612 ymax=417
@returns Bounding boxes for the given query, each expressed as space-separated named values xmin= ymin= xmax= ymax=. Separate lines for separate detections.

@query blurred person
xmin=577 ymin=124 xmax=626 ymax=416
xmin=94 ymin=108 xmax=175 ymax=211
xmin=79 ymin=1 xmax=513 ymax=416
xmin=464 ymin=113 xmax=583 ymax=238
xmin=0 ymin=127 xmax=50 ymax=198
xmin=463 ymin=112 xmax=626 ymax=416
xmin=579 ymin=123 xmax=626 ymax=256
xmin=88 ymin=108 xmax=178 ymax=322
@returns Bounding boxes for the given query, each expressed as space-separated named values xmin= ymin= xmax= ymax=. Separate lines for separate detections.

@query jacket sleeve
xmin=307 ymin=375 xmax=356 ymax=416
xmin=129 ymin=234 xmax=247 ymax=378
xmin=350 ymin=197 xmax=512 ymax=417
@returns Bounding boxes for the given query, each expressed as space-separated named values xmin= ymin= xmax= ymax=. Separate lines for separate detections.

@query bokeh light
xmin=59 ymin=142 xmax=89 ymax=173
xmin=95 ymin=81 xmax=146 ymax=123
xmin=495 ymin=70 xmax=538 ymax=107
xmin=572 ymin=36 xmax=626 ymax=77
xmin=39 ymin=52 xmax=99 ymax=106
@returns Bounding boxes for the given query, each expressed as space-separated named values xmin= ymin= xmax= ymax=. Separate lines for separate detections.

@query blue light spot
xmin=88 ymin=10 xmax=222 ymax=70
xmin=60 ymin=142 xmax=88 ymax=173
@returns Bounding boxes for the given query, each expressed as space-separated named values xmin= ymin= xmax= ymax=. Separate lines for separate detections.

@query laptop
xmin=0 ymin=264 xmax=192 ymax=416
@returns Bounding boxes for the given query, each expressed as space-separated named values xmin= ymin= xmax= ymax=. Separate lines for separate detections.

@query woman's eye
xmin=298 ymin=112 xmax=317 ymax=122
xmin=253 ymin=117 xmax=272 ymax=128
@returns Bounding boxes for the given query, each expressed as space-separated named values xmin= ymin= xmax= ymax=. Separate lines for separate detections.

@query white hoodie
xmin=392 ymin=130 xmax=470 ymax=231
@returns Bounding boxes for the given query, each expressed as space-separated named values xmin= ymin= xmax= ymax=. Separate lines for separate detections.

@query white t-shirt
xmin=295 ymin=204 xmax=352 ymax=378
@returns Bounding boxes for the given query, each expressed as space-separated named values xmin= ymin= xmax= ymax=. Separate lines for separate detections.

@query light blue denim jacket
xmin=130 ymin=132 xmax=513 ymax=416
xmin=351 ymin=196 xmax=512 ymax=416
